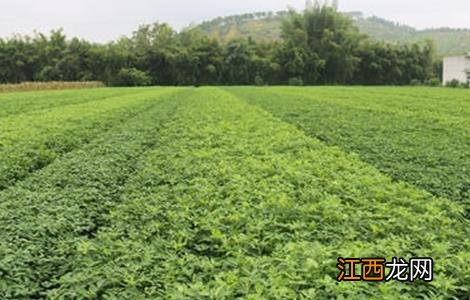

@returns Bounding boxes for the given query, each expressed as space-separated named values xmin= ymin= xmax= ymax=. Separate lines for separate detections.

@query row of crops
xmin=0 ymin=88 xmax=178 ymax=190
xmin=0 ymin=87 xmax=468 ymax=298
xmin=228 ymin=87 xmax=470 ymax=204
xmin=0 ymin=89 xmax=187 ymax=297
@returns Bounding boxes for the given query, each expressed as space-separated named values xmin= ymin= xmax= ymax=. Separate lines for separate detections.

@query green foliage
xmin=410 ymin=79 xmax=422 ymax=86
xmin=288 ymin=77 xmax=304 ymax=86
xmin=278 ymin=5 xmax=363 ymax=84
xmin=36 ymin=65 xmax=61 ymax=81
xmin=45 ymin=87 xmax=468 ymax=299
xmin=277 ymin=5 xmax=435 ymax=85
xmin=445 ymin=79 xmax=461 ymax=88
xmin=0 ymin=88 xmax=124 ymax=117
xmin=229 ymin=86 xmax=470 ymax=203
xmin=254 ymin=75 xmax=265 ymax=86
xmin=354 ymin=40 xmax=436 ymax=85
xmin=0 ymin=87 xmax=468 ymax=299
xmin=0 ymin=89 xmax=184 ymax=298
xmin=115 ymin=68 xmax=151 ymax=87
xmin=0 ymin=88 xmax=172 ymax=190
xmin=0 ymin=9 xmax=438 ymax=86
xmin=198 ymin=11 xmax=288 ymax=42
xmin=424 ymin=77 xmax=441 ymax=86
xmin=196 ymin=10 xmax=470 ymax=56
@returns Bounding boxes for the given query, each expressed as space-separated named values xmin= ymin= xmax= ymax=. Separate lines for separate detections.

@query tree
xmin=222 ymin=39 xmax=254 ymax=85
xmin=280 ymin=5 xmax=363 ymax=84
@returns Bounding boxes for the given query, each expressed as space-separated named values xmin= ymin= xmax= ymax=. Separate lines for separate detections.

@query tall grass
xmin=0 ymin=81 xmax=105 ymax=93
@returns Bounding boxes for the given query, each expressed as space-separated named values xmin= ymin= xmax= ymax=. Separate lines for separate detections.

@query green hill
xmin=196 ymin=11 xmax=470 ymax=56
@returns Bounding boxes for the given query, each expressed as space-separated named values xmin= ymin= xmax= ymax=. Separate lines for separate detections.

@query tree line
xmin=0 ymin=4 xmax=441 ymax=86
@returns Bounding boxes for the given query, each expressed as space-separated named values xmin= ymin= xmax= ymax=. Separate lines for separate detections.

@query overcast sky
xmin=1 ymin=0 xmax=469 ymax=42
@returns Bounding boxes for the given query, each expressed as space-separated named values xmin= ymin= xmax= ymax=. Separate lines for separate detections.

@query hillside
xmin=196 ymin=11 xmax=470 ymax=56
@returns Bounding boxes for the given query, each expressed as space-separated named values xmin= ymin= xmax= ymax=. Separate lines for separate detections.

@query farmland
xmin=0 ymin=87 xmax=468 ymax=299
xmin=228 ymin=87 xmax=470 ymax=204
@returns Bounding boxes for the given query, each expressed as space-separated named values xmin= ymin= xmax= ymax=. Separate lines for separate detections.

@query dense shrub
xmin=288 ymin=77 xmax=304 ymax=86
xmin=254 ymin=75 xmax=265 ymax=86
xmin=36 ymin=66 xmax=61 ymax=81
xmin=115 ymin=68 xmax=151 ymax=87
xmin=424 ymin=77 xmax=441 ymax=86
xmin=445 ymin=79 xmax=460 ymax=88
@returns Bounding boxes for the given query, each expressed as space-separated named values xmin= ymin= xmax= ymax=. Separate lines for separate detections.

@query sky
xmin=1 ymin=0 xmax=470 ymax=42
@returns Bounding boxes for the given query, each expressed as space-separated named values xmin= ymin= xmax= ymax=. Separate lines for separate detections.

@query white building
xmin=443 ymin=53 xmax=470 ymax=85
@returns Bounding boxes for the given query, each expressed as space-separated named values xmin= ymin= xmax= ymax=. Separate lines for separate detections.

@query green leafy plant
xmin=424 ymin=77 xmax=440 ymax=86
xmin=288 ymin=77 xmax=304 ymax=86
xmin=229 ymin=86 xmax=470 ymax=203
xmin=445 ymin=79 xmax=460 ymax=88
xmin=115 ymin=68 xmax=152 ymax=87
xmin=0 ymin=87 xmax=468 ymax=299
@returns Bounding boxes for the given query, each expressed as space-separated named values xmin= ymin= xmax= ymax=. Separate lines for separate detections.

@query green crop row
xmin=0 ymin=88 xmax=177 ymax=191
xmin=0 ymin=90 xmax=189 ymax=298
xmin=227 ymin=87 xmax=470 ymax=204
xmin=0 ymin=88 xmax=144 ymax=119
xmin=49 ymin=88 xmax=469 ymax=299
xmin=274 ymin=86 xmax=470 ymax=121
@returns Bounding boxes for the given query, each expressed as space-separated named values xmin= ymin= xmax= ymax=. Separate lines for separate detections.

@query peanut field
xmin=0 ymin=87 xmax=468 ymax=299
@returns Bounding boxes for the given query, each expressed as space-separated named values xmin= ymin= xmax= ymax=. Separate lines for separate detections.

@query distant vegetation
xmin=197 ymin=11 xmax=289 ymax=42
xmin=0 ymin=4 xmax=440 ymax=86
xmin=197 ymin=11 xmax=470 ymax=56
